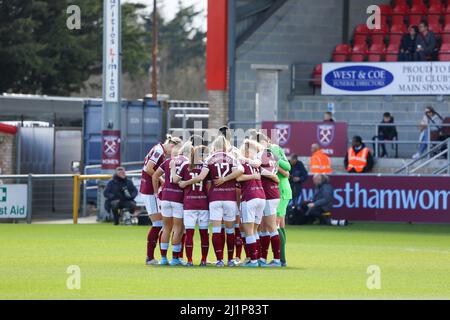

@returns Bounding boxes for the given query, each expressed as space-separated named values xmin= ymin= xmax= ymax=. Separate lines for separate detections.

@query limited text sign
xmin=0 ymin=185 xmax=28 ymax=219
xmin=322 ymin=62 xmax=450 ymax=95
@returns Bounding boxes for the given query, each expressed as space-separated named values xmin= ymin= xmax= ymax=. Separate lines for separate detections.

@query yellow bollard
xmin=73 ymin=174 xmax=80 ymax=224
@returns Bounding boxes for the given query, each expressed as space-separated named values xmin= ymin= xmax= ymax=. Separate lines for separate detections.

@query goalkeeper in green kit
xmin=251 ymin=131 xmax=292 ymax=267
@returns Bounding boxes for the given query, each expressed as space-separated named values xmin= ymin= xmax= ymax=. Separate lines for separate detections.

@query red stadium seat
xmin=368 ymin=44 xmax=385 ymax=61
xmin=389 ymin=24 xmax=407 ymax=45
xmin=409 ymin=4 xmax=427 ymax=26
xmin=385 ymin=43 xmax=400 ymax=62
xmin=370 ymin=25 xmax=388 ymax=45
xmin=411 ymin=0 xmax=425 ymax=7
xmin=441 ymin=24 xmax=450 ymax=43
xmin=429 ymin=22 xmax=442 ymax=34
xmin=394 ymin=0 xmax=408 ymax=6
xmin=311 ymin=64 xmax=322 ymax=88
xmin=379 ymin=4 xmax=392 ymax=26
xmin=445 ymin=14 xmax=450 ymax=26
xmin=353 ymin=34 xmax=368 ymax=45
xmin=411 ymin=0 xmax=427 ymax=8
xmin=409 ymin=14 xmax=425 ymax=26
xmin=439 ymin=43 xmax=450 ymax=60
xmin=350 ymin=44 xmax=368 ymax=62
xmin=392 ymin=4 xmax=409 ymax=17
xmin=428 ymin=0 xmax=443 ymax=7
xmin=332 ymin=44 xmax=351 ymax=62
xmin=353 ymin=24 xmax=370 ymax=45
xmin=428 ymin=3 xmax=443 ymax=25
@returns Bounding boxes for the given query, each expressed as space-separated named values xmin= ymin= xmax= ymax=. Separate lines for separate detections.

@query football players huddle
xmin=140 ymin=127 xmax=291 ymax=268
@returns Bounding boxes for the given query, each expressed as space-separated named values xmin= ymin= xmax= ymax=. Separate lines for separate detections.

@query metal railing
xmin=167 ymin=106 xmax=209 ymax=139
xmin=82 ymin=161 xmax=143 ymax=217
xmin=350 ymin=122 xmax=450 ymax=159
xmin=395 ymin=138 xmax=450 ymax=175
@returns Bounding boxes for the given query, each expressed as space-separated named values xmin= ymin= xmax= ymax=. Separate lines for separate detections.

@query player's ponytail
xmin=211 ymin=135 xmax=231 ymax=153
xmin=179 ymin=141 xmax=193 ymax=158
xmin=165 ymin=134 xmax=182 ymax=146
xmin=190 ymin=146 xmax=209 ymax=171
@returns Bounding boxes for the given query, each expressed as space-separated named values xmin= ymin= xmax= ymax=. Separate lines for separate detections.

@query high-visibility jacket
xmin=310 ymin=150 xmax=332 ymax=174
xmin=347 ymin=147 xmax=370 ymax=173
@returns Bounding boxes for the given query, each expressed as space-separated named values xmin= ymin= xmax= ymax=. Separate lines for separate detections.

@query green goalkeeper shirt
xmin=270 ymin=144 xmax=292 ymax=200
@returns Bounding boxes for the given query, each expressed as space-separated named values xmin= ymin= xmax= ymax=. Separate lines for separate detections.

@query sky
xmin=125 ymin=0 xmax=207 ymax=30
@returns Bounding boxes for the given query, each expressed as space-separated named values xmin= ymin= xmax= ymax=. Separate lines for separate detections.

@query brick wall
xmin=208 ymin=90 xmax=229 ymax=129
xmin=0 ymin=133 xmax=16 ymax=175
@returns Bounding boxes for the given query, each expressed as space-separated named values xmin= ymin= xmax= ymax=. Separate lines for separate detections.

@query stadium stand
xmin=311 ymin=0 xmax=450 ymax=88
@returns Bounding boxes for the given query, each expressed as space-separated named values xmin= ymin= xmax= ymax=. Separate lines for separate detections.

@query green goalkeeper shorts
xmin=276 ymin=198 xmax=290 ymax=217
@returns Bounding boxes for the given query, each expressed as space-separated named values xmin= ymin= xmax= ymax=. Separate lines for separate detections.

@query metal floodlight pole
xmin=151 ymin=0 xmax=158 ymax=102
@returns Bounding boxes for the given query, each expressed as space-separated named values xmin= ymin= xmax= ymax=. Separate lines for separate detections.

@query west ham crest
xmin=274 ymin=124 xmax=291 ymax=146
xmin=317 ymin=124 xmax=335 ymax=147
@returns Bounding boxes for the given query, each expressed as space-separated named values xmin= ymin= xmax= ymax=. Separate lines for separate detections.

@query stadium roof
xmin=236 ymin=0 xmax=287 ymax=47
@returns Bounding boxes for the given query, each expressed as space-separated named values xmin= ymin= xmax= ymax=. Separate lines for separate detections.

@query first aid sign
xmin=0 ymin=185 xmax=28 ymax=219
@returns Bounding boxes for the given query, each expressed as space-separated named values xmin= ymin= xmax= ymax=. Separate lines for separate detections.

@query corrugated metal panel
xmin=83 ymin=100 xmax=163 ymax=167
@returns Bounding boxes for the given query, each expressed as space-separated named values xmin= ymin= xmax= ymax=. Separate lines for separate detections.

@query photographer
xmin=104 ymin=167 xmax=138 ymax=225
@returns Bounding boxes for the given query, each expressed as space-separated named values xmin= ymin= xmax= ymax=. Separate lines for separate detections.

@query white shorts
xmin=184 ymin=210 xmax=209 ymax=229
xmin=264 ymin=199 xmax=280 ymax=217
xmin=141 ymin=194 xmax=160 ymax=215
xmin=161 ymin=201 xmax=183 ymax=219
xmin=209 ymin=201 xmax=238 ymax=222
xmin=241 ymin=198 xmax=265 ymax=225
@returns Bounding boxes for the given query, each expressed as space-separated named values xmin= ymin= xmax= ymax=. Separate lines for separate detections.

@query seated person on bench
xmin=104 ymin=167 xmax=138 ymax=225
xmin=303 ymin=174 xmax=347 ymax=226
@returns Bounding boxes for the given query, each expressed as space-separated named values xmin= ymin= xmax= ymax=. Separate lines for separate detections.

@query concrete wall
xmin=0 ymin=133 xmax=16 ymax=175
xmin=234 ymin=0 xmax=391 ymax=123
xmin=235 ymin=0 xmax=345 ymax=123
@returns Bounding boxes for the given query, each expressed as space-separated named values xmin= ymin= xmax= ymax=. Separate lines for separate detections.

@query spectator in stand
xmin=413 ymin=106 xmax=444 ymax=159
xmin=344 ymin=136 xmax=374 ymax=173
xmin=323 ymin=112 xmax=335 ymax=122
xmin=104 ymin=167 xmax=138 ymax=225
xmin=372 ymin=112 xmax=398 ymax=158
xmin=399 ymin=26 xmax=418 ymax=61
xmin=310 ymin=143 xmax=332 ymax=174
xmin=289 ymin=154 xmax=309 ymax=209
xmin=415 ymin=21 xmax=437 ymax=61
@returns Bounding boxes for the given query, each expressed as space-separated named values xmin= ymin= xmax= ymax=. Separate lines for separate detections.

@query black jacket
xmin=344 ymin=143 xmax=374 ymax=173
xmin=312 ymin=181 xmax=334 ymax=212
xmin=378 ymin=119 xmax=398 ymax=141
xmin=400 ymin=34 xmax=417 ymax=54
xmin=104 ymin=174 xmax=138 ymax=211
xmin=289 ymin=160 xmax=309 ymax=185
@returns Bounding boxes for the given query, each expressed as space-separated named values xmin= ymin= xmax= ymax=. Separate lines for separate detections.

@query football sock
xmin=259 ymin=232 xmax=271 ymax=261
xmin=279 ymin=228 xmax=286 ymax=263
xmin=245 ymin=235 xmax=258 ymax=263
xmin=255 ymin=233 xmax=261 ymax=260
xmin=185 ymin=229 xmax=195 ymax=262
xmin=212 ymin=226 xmax=224 ymax=261
xmin=241 ymin=231 xmax=250 ymax=258
xmin=270 ymin=231 xmax=281 ymax=260
xmin=160 ymin=242 xmax=169 ymax=258
xmin=221 ymin=225 xmax=226 ymax=256
xmin=179 ymin=233 xmax=186 ymax=259
xmin=146 ymin=222 xmax=162 ymax=260
xmin=199 ymin=228 xmax=209 ymax=262
xmin=172 ymin=244 xmax=181 ymax=259
xmin=226 ymin=228 xmax=235 ymax=262
xmin=235 ymin=225 xmax=243 ymax=259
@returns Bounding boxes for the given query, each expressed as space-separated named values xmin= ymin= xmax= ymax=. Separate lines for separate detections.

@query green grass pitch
xmin=0 ymin=222 xmax=449 ymax=299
